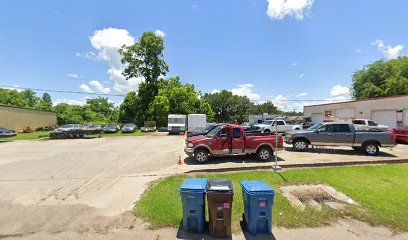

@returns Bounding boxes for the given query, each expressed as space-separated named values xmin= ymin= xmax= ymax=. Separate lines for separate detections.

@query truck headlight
xmin=187 ymin=143 xmax=193 ymax=148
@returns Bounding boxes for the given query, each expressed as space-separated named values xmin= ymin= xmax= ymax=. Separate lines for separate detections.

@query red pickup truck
xmin=184 ymin=124 xmax=283 ymax=163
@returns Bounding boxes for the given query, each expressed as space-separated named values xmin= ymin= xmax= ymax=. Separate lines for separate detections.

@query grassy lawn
xmin=1 ymin=131 xmax=52 ymax=141
xmin=1 ymin=130 xmax=155 ymax=141
xmin=135 ymin=164 xmax=408 ymax=232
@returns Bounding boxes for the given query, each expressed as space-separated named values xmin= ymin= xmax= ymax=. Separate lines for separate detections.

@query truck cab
xmin=168 ymin=114 xmax=186 ymax=134
xmin=255 ymin=119 xmax=302 ymax=133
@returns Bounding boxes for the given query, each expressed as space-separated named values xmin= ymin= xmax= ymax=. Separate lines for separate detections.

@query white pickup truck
xmin=352 ymin=119 xmax=389 ymax=130
xmin=255 ymin=119 xmax=302 ymax=133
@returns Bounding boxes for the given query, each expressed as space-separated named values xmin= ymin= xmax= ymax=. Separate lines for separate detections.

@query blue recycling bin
xmin=241 ymin=180 xmax=275 ymax=235
xmin=180 ymin=178 xmax=207 ymax=232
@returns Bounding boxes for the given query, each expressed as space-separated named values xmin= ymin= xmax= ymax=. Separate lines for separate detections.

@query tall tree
xmin=351 ymin=57 xmax=408 ymax=99
xmin=42 ymin=93 xmax=52 ymax=104
xmin=119 ymin=31 xmax=169 ymax=124
xmin=0 ymin=88 xmax=28 ymax=107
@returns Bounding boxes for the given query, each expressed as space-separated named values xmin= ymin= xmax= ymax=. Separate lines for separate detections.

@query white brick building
xmin=303 ymin=95 xmax=408 ymax=128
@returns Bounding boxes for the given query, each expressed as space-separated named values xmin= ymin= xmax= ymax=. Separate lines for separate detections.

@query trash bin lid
xmin=241 ymin=180 xmax=275 ymax=194
xmin=180 ymin=178 xmax=207 ymax=193
xmin=206 ymin=179 xmax=233 ymax=192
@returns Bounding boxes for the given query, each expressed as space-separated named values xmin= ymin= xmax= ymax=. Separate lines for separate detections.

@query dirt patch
xmin=280 ymin=184 xmax=357 ymax=210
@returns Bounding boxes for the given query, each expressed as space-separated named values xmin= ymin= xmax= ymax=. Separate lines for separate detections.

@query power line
xmin=0 ymin=84 xmax=351 ymax=102
xmin=0 ymin=85 xmax=126 ymax=97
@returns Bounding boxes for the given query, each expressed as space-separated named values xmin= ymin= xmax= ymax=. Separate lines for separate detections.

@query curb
xmin=186 ymin=158 xmax=408 ymax=174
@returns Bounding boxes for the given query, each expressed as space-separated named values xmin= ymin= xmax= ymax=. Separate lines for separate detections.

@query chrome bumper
xmin=184 ymin=147 xmax=194 ymax=157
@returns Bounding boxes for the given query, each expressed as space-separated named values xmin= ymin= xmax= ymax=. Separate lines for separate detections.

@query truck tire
xmin=194 ymin=149 xmax=209 ymax=163
xmin=263 ymin=129 xmax=271 ymax=133
xmin=293 ymin=139 xmax=309 ymax=151
xmin=256 ymin=146 xmax=273 ymax=161
xmin=363 ymin=143 xmax=379 ymax=156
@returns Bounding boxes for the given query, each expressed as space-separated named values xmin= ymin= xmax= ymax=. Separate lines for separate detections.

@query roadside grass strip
xmin=135 ymin=164 xmax=408 ymax=232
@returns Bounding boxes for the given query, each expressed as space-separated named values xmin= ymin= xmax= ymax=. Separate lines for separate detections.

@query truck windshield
xmin=168 ymin=118 xmax=185 ymax=124
xmin=206 ymin=126 xmax=222 ymax=138
xmin=264 ymin=120 xmax=274 ymax=125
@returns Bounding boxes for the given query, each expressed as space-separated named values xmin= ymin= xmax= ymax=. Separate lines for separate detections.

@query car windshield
xmin=204 ymin=124 xmax=215 ymax=131
xmin=307 ymin=123 xmax=323 ymax=131
xmin=206 ymin=126 xmax=222 ymax=138
xmin=61 ymin=124 xmax=73 ymax=128
xmin=124 ymin=124 xmax=135 ymax=127
xmin=106 ymin=124 xmax=117 ymax=128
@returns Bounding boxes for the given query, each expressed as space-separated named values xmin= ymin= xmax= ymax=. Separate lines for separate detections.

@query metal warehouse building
xmin=0 ymin=105 xmax=57 ymax=132
xmin=303 ymin=95 xmax=408 ymax=128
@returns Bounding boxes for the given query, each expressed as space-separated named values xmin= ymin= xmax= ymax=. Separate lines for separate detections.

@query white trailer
xmin=187 ymin=114 xmax=207 ymax=133
xmin=168 ymin=114 xmax=186 ymax=134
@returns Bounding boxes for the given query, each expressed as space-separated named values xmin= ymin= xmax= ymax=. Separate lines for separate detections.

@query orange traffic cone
xmin=178 ymin=155 xmax=183 ymax=165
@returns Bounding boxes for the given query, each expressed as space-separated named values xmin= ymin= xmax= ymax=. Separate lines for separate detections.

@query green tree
xmin=118 ymin=91 xmax=142 ymax=125
xmin=21 ymin=89 xmax=40 ymax=108
xmin=34 ymin=92 xmax=53 ymax=111
xmin=250 ymin=101 xmax=279 ymax=115
xmin=42 ymin=93 xmax=52 ymax=104
xmin=351 ymin=57 xmax=408 ymax=99
xmin=119 ymin=31 xmax=169 ymax=124
xmin=0 ymin=88 xmax=28 ymax=107
xmin=203 ymin=90 xmax=253 ymax=123
xmin=86 ymin=97 xmax=115 ymax=117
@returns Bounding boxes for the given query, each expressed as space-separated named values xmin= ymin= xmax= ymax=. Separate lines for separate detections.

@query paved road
xmin=0 ymin=135 xmax=185 ymax=238
xmin=1 ymin=136 xmax=407 ymax=239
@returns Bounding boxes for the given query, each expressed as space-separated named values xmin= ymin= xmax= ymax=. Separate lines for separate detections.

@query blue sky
xmin=0 ymin=0 xmax=407 ymax=111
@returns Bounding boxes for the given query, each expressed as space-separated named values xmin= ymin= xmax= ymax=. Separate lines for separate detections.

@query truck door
xmin=231 ymin=127 xmax=245 ymax=153
xmin=333 ymin=124 xmax=353 ymax=146
xmin=309 ymin=124 xmax=334 ymax=145
xmin=217 ymin=127 xmax=231 ymax=154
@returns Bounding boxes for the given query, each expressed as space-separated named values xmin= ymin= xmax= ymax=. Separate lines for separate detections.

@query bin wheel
xmin=194 ymin=149 xmax=209 ymax=163
xmin=256 ymin=146 xmax=273 ymax=161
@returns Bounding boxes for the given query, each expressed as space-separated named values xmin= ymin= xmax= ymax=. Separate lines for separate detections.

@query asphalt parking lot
xmin=0 ymin=135 xmax=407 ymax=239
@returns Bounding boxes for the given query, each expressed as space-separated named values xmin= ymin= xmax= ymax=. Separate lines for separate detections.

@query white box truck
xmin=168 ymin=114 xmax=186 ymax=134
xmin=187 ymin=114 xmax=207 ymax=133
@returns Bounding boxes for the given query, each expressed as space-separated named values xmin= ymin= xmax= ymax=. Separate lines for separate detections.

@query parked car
xmin=55 ymin=124 xmax=83 ymax=133
xmin=82 ymin=124 xmax=103 ymax=134
xmin=285 ymin=122 xmax=396 ymax=156
xmin=391 ymin=128 xmax=408 ymax=143
xmin=255 ymin=119 xmax=302 ymax=133
xmin=103 ymin=124 xmax=120 ymax=133
xmin=352 ymin=119 xmax=389 ymax=130
xmin=241 ymin=123 xmax=262 ymax=133
xmin=122 ymin=123 xmax=137 ymax=133
xmin=184 ymin=124 xmax=283 ymax=163
xmin=0 ymin=127 xmax=17 ymax=138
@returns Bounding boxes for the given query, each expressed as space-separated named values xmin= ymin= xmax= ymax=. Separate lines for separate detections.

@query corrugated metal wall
xmin=0 ymin=105 xmax=57 ymax=132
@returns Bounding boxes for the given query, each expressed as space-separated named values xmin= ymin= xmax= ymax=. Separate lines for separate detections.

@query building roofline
xmin=0 ymin=104 xmax=56 ymax=114
xmin=304 ymin=94 xmax=408 ymax=108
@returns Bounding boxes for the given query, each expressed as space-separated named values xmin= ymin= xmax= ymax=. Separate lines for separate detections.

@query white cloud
xmin=192 ymin=4 xmax=199 ymax=10
xmin=266 ymin=0 xmax=314 ymax=20
xmin=298 ymin=73 xmax=305 ymax=79
xmin=67 ymin=73 xmax=79 ymax=79
xmin=3 ymin=84 xmax=23 ymax=92
xmin=54 ymin=96 xmax=90 ymax=106
xmin=291 ymin=62 xmax=298 ymax=66
xmin=76 ymin=51 xmax=95 ymax=59
xmin=330 ymin=85 xmax=350 ymax=97
xmin=296 ymin=92 xmax=308 ymax=97
xmin=211 ymin=89 xmax=221 ymax=94
xmin=372 ymin=39 xmax=404 ymax=59
xmin=230 ymin=84 xmax=261 ymax=103
xmin=86 ymin=28 xmax=142 ymax=95
xmin=154 ymin=29 xmax=166 ymax=38
xmin=80 ymin=80 xmax=111 ymax=94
